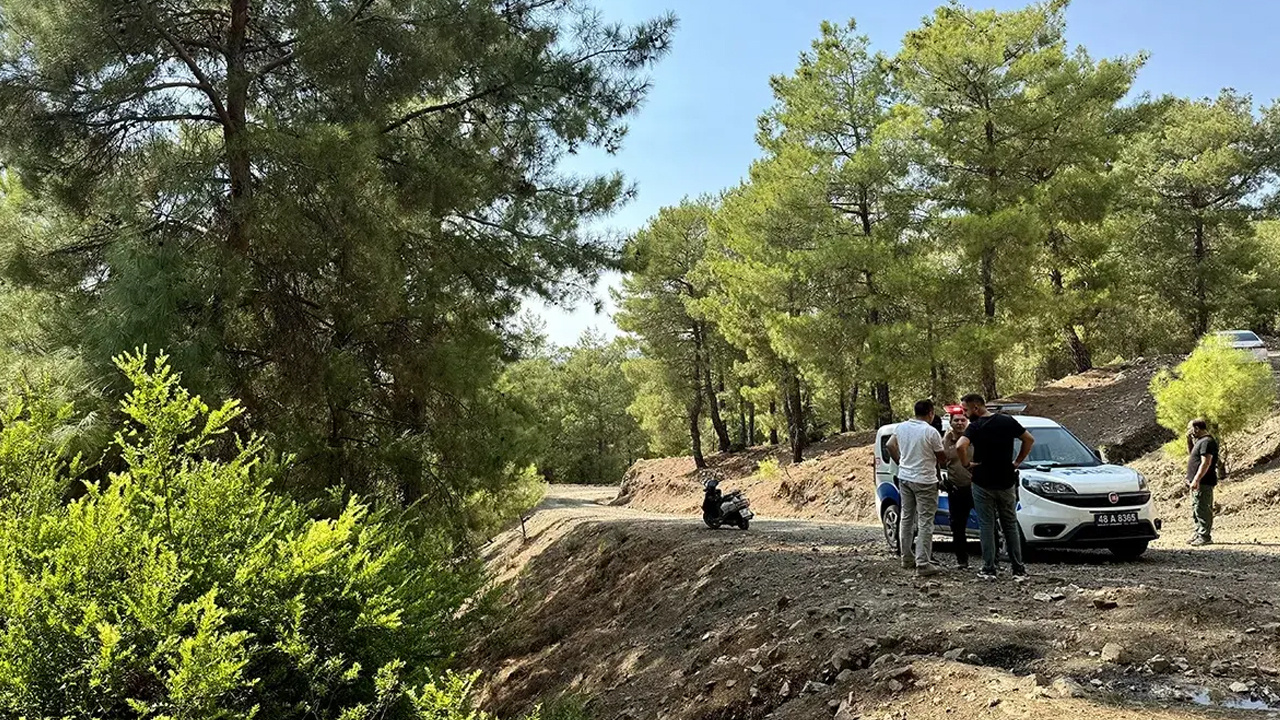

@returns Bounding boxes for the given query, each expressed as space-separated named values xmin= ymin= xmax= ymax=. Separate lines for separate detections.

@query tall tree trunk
xmin=689 ymin=398 xmax=705 ymax=469
xmin=873 ymin=382 xmax=892 ymax=428
xmin=981 ymin=119 xmax=1000 ymax=401
xmin=980 ymin=247 xmax=999 ymax=400
xmin=737 ymin=404 xmax=748 ymax=448
xmin=864 ymin=273 xmax=894 ymax=426
xmin=1193 ymin=216 xmax=1209 ymax=338
xmin=839 ymin=391 xmax=848 ymax=434
xmin=768 ymin=400 xmax=778 ymax=446
xmin=937 ymin=364 xmax=954 ymax=406
xmin=1049 ymin=229 xmax=1093 ymax=372
xmin=225 ymin=0 xmax=251 ymax=254
xmin=784 ymin=370 xmax=806 ymax=463
xmin=927 ymin=322 xmax=939 ymax=400
xmin=703 ymin=361 xmax=731 ymax=452
xmin=848 ymin=382 xmax=860 ymax=432
xmin=690 ymin=340 xmax=706 ymax=468
xmin=748 ymin=402 xmax=756 ymax=446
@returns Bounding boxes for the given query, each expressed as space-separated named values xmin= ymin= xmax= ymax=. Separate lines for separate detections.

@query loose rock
xmin=1101 ymin=643 xmax=1127 ymax=664
xmin=1053 ymin=677 xmax=1087 ymax=698
xmin=872 ymin=665 xmax=915 ymax=683
xmin=834 ymin=695 xmax=858 ymax=720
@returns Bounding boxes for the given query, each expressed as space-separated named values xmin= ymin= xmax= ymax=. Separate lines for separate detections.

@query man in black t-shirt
xmin=955 ymin=393 xmax=1036 ymax=581
xmin=1186 ymin=418 xmax=1220 ymax=546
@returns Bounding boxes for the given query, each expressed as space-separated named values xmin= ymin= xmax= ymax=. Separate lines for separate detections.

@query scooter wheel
xmin=738 ymin=518 xmax=750 ymax=530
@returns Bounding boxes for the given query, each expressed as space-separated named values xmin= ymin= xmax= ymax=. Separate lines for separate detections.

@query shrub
xmin=755 ymin=457 xmax=781 ymax=481
xmin=1150 ymin=335 xmax=1276 ymax=458
xmin=0 ymin=351 xmax=509 ymax=718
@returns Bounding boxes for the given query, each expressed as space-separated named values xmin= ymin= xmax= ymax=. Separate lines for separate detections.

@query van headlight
xmin=1023 ymin=478 xmax=1077 ymax=495
xmin=1136 ymin=474 xmax=1149 ymax=491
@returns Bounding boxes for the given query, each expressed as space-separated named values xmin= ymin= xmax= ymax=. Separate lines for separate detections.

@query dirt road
xmin=473 ymin=485 xmax=1280 ymax=720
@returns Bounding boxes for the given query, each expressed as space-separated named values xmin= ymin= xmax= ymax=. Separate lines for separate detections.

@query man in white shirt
xmin=887 ymin=399 xmax=947 ymax=576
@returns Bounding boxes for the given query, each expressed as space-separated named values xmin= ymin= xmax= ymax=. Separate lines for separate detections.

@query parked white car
xmin=874 ymin=408 xmax=1161 ymax=560
xmin=1214 ymin=329 xmax=1270 ymax=363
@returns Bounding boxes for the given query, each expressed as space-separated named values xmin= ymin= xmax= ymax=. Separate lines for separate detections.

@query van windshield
xmin=1013 ymin=427 xmax=1100 ymax=468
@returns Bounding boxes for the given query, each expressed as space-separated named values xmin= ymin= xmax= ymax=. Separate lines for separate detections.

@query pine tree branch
xmin=143 ymin=5 xmax=231 ymax=128
xmin=255 ymin=52 xmax=295 ymax=77
xmin=381 ymin=84 xmax=515 ymax=133
xmin=80 ymin=113 xmax=223 ymax=127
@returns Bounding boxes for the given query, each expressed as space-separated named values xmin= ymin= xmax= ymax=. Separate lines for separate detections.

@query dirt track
xmin=473 ymin=485 xmax=1280 ymax=720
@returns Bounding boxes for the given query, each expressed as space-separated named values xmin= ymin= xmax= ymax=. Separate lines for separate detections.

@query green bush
xmin=0 ymin=351 xmax=514 ymax=719
xmin=755 ymin=457 xmax=781 ymax=481
xmin=1150 ymin=335 xmax=1276 ymax=458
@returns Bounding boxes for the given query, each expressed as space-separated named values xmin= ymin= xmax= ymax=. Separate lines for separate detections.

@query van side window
xmin=880 ymin=436 xmax=892 ymax=463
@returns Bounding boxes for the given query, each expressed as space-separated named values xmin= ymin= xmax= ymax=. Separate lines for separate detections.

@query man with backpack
xmin=1186 ymin=418 xmax=1221 ymax=546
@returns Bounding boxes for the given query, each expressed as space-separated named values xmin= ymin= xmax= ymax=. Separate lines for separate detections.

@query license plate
xmin=741 ymin=510 xmax=754 ymax=520
xmin=1095 ymin=510 xmax=1140 ymax=526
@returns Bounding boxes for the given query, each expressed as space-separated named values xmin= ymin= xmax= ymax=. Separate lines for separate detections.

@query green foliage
xmin=0 ymin=0 xmax=675 ymax=523
xmin=1121 ymin=92 xmax=1280 ymax=340
xmin=0 ymin=351 xmax=495 ymax=718
xmin=465 ymin=465 xmax=547 ymax=541
xmin=754 ymin=457 xmax=781 ymax=482
xmin=615 ymin=1 xmax=1280 ymax=457
xmin=1151 ymin=336 xmax=1276 ymax=454
xmin=501 ymin=333 xmax=647 ymax=485
xmin=895 ymin=0 xmax=1143 ymax=396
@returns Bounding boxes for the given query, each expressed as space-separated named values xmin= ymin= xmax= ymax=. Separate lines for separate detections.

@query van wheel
xmin=1108 ymin=540 xmax=1149 ymax=560
xmin=881 ymin=502 xmax=900 ymax=552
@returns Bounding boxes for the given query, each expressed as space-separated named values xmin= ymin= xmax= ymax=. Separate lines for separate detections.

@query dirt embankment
xmin=1007 ymin=357 xmax=1178 ymax=464
xmin=471 ymin=487 xmax=1280 ymax=720
xmin=619 ymin=357 xmax=1178 ymax=524
xmin=618 ymin=432 xmax=879 ymax=523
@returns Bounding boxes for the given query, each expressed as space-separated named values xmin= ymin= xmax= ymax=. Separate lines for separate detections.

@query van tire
xmin=881 ymin=502 xmax=900 ymax=553
xmin=1108 ymin=540 xmax=1149 ymax=560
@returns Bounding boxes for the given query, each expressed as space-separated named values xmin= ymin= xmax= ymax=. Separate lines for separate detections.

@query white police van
xmin=873 ymin=405 xmax=1161 ymax=559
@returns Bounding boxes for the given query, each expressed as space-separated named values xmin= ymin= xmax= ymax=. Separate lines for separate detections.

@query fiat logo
xmin=1108 ymin=492 xmax=1120 ymax=504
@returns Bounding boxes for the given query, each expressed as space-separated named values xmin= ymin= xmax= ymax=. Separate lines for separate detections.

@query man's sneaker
xmin=917 ymin=563 xmax=943 ymax=578
xmin=1188 ymin=536 xmax=1212 ymax=546
xmin=901 ymin=558 xmax=917 ymax=569
xmin=1012 ymin=568 xmax=1031 ymax=583
xmin=977 ymin=568 xmax=998 ymax=581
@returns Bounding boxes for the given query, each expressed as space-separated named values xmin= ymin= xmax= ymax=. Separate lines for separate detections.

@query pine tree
xmin=0 ymin=0 xmax=674 ymax=513
xmin=757 ymin=19 xmax=914 ymax=427
xmin=895 ymin=0 xmax=1140 ymax=397
xmin=1122 ymin=91 xmax=1280 ymax=341
xmin=615 ymin=199 xmax=728 ymax=466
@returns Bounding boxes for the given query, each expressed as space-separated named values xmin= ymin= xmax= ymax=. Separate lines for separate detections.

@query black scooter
xmin=702 ymin=477 xmax=753 ymax=530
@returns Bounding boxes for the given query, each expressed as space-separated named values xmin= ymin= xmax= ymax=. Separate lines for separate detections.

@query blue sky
xmin=526 ymin=0 xmax=1280 ymax=346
